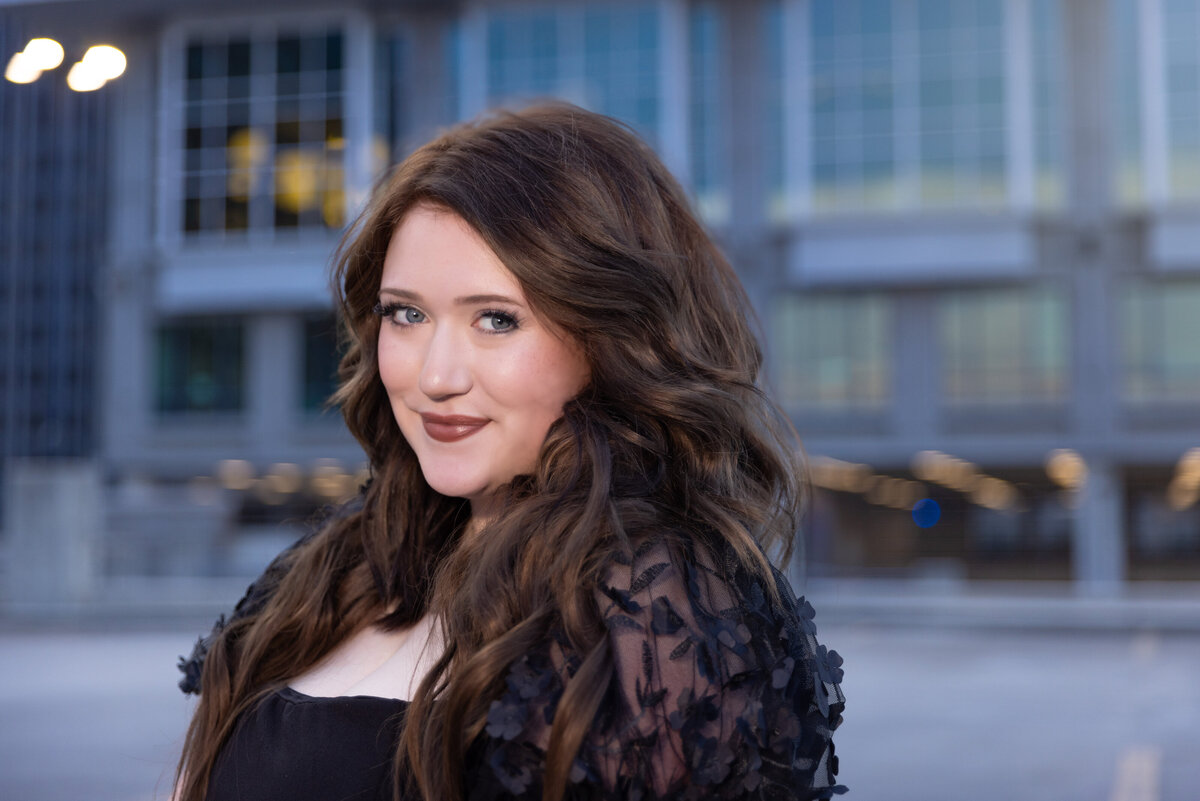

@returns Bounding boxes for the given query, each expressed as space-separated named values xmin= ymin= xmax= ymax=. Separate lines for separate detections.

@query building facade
xmin=2 ymin=0 xmax=1199 ymax=588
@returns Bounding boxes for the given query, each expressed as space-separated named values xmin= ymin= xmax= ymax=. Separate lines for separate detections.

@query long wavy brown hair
xmin=175 ymin=103 xmax=805 ymax=801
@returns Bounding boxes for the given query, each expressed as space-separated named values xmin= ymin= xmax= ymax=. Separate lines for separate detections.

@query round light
xmin=216 ymin=459 xmax=255 ymax=491
xmin=5 ymin=52 xmax=41 ymax=84
xmin=82 ymin=44 xmax=126 ymax=79
xmin=1167 ymin=477 xmax=1199 ymax=512
xmin=23 ymin=38 xmax=64 ymax=70
xmin=264 ymin=462 xmax=303 ymax=495
xmin=912 ymin=498 xmax=941 ymax=528
xmin=67 ymin=61 xmax=106 ymax=92
xmin=1045 ymin=449 xmax=1087 ymax=489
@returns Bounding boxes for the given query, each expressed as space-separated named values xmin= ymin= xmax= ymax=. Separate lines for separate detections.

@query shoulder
xmin=177 ymin=529 xmax=317 ymax=695
xmin=597 ymin=534 xmax=844 ymax=719
xmin=583 ymin=535 xmax=847 ymax=797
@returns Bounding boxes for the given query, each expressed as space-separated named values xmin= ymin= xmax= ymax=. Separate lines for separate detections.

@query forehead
xmin=380 ymin=205 xmax=521 ymax=295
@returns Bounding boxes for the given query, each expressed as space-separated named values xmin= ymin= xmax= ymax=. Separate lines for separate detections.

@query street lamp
xmin=4 ymin=38 xmax=126 ymax=91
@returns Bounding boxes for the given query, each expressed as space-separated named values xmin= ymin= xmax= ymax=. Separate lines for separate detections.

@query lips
xmin=420 ymin=413 xmax=489 ymax=443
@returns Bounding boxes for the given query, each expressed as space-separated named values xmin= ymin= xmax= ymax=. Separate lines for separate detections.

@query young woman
xmin=175 ymin=103 xmax=845 ymax=801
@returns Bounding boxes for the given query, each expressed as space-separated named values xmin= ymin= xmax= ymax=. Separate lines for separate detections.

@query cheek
xmin=376 ymin=337 xmax=414 ymax=392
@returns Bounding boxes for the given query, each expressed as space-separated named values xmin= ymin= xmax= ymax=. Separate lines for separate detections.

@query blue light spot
xmin=912 ymin=498 xmax=941 ymax=528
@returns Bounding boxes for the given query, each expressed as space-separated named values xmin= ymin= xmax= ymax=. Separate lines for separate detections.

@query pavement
xmin=6 ymin=573 xmax=1200 ymax=632
xmin=1 ymin=615 xmax=1198 ymax=801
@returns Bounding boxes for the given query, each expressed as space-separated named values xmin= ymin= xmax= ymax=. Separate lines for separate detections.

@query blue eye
xmin=478 ymin=311 xmax=518 ymax=332
xmin=373 ymin=302 xmax=426 ymax=326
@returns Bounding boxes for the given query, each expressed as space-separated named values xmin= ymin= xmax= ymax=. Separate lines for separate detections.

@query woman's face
xmin=376 ymin=204 xmax=589 ymax=519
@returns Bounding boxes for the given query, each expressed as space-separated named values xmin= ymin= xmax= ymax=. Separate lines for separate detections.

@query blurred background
xmin=1 ymin=0 xmax=1199 ymax=799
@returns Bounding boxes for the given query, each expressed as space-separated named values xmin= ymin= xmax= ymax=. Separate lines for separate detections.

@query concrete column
xmin=2 ymin=460 xmax=101 ymax=609
xmin=248 ymin=314 xmax=301 ymax=460
xmin=103 ymin=34 xmax=157 ymax=467
xmin=891 ymin=290 xmax=940 ymax=443
xmin=1062 ymin=0 xmax=1124 ymax=591
xmin=398 ymin=10 xmax=457 ymax=150
xmin=1073 ymin=459 xmax=1126 ymax=594
xmin=720 ymin=0 xmax=774 ymax=326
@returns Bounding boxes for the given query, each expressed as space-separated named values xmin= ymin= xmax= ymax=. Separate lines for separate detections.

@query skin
xmin=289 ymin=204 xmax=589 ymax=700
xmin=375 ymin=203 xmax=590 ymax=527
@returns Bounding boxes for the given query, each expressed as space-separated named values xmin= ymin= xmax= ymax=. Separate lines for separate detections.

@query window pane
xmin=156 ymin=320 xmax=244 ymax=413
xmin=1122 ymin=280 xmax=1200 ymax=401
xmin=303 ymin=315 xmax=341 ymax=412
xmin=180 ymin=27 xmax=346 ymax=238
xmin=941 ymin=286 xmax=1067 ymax=404
xmin=772 ymin=292 xmax=891 ymax=408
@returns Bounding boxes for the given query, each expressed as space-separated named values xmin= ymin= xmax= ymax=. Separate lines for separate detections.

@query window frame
xmin=157 ymin=10 xmax=374 ymax=250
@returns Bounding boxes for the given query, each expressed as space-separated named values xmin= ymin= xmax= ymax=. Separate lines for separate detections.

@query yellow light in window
xmin=275 ymin=149 xmax=320 ymax=213
xmin=227 ymin=127 xmax=267 ymax=200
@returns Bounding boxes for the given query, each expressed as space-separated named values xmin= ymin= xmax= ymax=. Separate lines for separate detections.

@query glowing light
xmin=264 ymin=462 xmax=303 ymax=495
xmin=216 ymin=459 xmax=255 ymax=491
xmin=1045 ymin=449 xmax=1087 ymax=489
xmin=65 ymin=45 xmax=126 ymax=92
xmin=226 ymin=127 xmax=267 ymax=199
xmin=66 ymin=61 xmax=106 ymax=91
xmin=911 ymin=450 xmax=945 ymax=482
xmin=809 ymin=455 xmax=873 ymax=493
xmin=23 ymin=38 xmax=64 ymax=70
xmin=1176 ymin=447 xmax=1200 ymax=483
xmin=971 ymin=476 xmax=1017 ymax=510
xmin=912 ymin=498 xmax=941 ymax=528
xmin=82 ymin=44 xmax=125 ymax=79
xmin=1167 ymin=477 xmax=1199 ymax=511
xmin=5 ymin=52 xmax=41 ymax=84
xmin=275 ymin=149 xmax=321 ymax=213
xmin=310 ymin=458 xmax=353 ymax=500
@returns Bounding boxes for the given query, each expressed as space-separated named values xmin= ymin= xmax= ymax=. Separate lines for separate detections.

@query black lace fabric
xmin=180 ymin=531 xmax=846 ymax=800
xmin=476 ymin=538 xmax=846 ymax=800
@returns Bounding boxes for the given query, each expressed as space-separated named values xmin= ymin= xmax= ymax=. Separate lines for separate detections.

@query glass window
xmin=1113 ymin=0 xmax=1144 ymax=205
xmin=691 ymin=1 xmax=728 ymax=221
xmin=482 ymin=2 xmax=662 ymax=147
xmin=179 ymin=27 xmax=346 ymax=238
xmin=786 ymin=0 xmax=1062 ymax=215
xmin=771 ymin=292 xmax=891 ymax=409
xmin=809 ymin=0 xmax=898 ymax=212
xmin=1122 ymin=280 xmax=1200 ymax=402
xmin=1032 ymin=0 xmax=1066 ymax=208
xmin=1163 ymin=0 xmax=1200 ymax=198
xmin=941 ymin=286 xmax=1067 ymax=404
xmin=156 ymin=319 xmax=244 ymax=413
xmin=302 ymin=314 xmax=341 ymax=413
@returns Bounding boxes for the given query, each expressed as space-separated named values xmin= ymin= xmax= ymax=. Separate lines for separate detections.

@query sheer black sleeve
xmin=476 ymin=539 xmax=846 ymax=800
xmin=176 ymin=531 xmax=315 ymax=695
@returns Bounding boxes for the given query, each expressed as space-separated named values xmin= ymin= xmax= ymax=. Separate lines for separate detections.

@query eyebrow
xmin=378 ymin=288 xmax=523 ymax=307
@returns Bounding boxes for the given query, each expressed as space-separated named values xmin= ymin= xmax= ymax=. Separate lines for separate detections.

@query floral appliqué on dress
xmin=473 ymin=538 xmax=846 ymax=800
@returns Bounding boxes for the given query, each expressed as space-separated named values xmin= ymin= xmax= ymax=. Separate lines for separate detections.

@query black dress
xmin=182 ymin=536 xmax=846 ymax=800
xmin=207 ymin=687 xmax=406 ymax=801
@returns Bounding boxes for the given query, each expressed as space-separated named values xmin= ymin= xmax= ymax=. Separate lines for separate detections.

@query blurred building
xmin=0 ymin=18 xmax=105 ymax=510
xmin=1 ymin=0 xmax=1198 ymax=589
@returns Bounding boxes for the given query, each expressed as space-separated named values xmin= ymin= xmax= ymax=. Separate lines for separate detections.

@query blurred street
xmin=1 ymin=617 xmax=1197 ymax=801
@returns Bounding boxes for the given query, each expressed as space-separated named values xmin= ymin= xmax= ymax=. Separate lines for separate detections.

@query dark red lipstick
xmin=420 ymin=413 xmax=489 ymax=442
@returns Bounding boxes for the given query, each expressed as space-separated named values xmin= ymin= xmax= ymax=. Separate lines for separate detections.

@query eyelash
xmin=372 ymin=303 xmax=520 ymax=333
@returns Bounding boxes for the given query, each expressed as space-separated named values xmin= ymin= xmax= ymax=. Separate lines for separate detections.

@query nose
xmin=418 ymin=324 xmax=471 ymax=399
